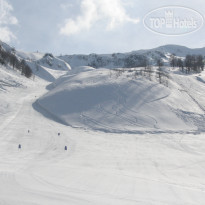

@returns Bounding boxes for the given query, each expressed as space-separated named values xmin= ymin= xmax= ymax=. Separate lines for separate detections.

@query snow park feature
xmin=1 ymin=40 xmax=205 ymax=205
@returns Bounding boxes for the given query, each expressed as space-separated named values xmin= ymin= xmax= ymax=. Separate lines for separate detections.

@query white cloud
xmin=0 ymin=27 xmax=16 ymax=42
xmin=0 ymin=0 xmax=18 ymax=42
xmin=60 ymin=0 xmax=139 ymax=36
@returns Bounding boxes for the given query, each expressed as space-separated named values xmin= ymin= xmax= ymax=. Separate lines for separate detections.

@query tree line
xmin=0 ymin=45 xmax=32 ymax=78
xmin=170 ymin=54 xmax=204 ymax=73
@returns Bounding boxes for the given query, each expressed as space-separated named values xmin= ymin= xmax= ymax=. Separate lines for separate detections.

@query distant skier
xmin=58 ymin=133 xmax=60 ymax=136
xmin=28 ymin=130 xmax=30 ymax=133
xmin=65 ymin=146 xmax=67 ymax=151
xmin=18 ymin=144 xmax=21 ymax=149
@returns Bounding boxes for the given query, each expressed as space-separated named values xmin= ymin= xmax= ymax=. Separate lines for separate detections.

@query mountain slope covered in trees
xmin=59 ymin=45 xmax=205 ymax=69
xmin=0 ymin=41 xmax=71 ymax=81
xmin=0 ymin=43 xmax=32 ymax=78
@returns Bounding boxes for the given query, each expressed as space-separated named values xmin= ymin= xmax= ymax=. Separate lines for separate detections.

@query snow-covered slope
xmin=35 ymin=54 xmax=71 ymax=71
xmin=2 ymin=41 xmax=205 ymax=204
xmin=2 ymin=61 xmax=205 ymax=204
xmin=0 ymin=41 xmax=71 ymax=82
xmin=0 ymin=64 xmax=36 ymax=128
xmin=0 ymin=40 xmax=44 ymax=60
xmin=26 ymin=54 xmax=71 ymax=82
xmin=17 ymin=50 xmax=44 ymax=61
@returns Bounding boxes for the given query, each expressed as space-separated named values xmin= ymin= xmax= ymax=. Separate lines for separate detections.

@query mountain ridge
xmin=59 ymin=44 xmax=205 ymax=69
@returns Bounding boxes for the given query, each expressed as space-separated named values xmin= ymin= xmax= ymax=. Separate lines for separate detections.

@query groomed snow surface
xmin=1 ymin=64 xmax=205 ymax=204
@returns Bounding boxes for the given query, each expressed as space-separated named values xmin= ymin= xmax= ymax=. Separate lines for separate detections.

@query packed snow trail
xmin=1 ymin=68 xmax=205 ymax=204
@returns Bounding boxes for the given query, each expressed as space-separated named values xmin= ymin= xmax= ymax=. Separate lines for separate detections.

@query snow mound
xmin=71 ymin=66 xmax=95 ymax=74
xmin=37 ymin=68 xmax=197 ymax=133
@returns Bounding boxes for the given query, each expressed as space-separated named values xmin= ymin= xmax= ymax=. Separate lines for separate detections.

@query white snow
xmin=1 ymin=53 xmax=205 ymax=205
xmin=70 ymin=66 xmax=95 ymax=74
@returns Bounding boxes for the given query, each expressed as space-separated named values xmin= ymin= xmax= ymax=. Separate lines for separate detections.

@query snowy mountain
xmin=0 ymin=41 xmax=71 ymax=82
xmin=136 ymin=45 xmax=205 ymax=57
xmin=26 ymin=53 xmax=71 ymax=82
xmin=59 ymin=45 xmax=205 ymax=69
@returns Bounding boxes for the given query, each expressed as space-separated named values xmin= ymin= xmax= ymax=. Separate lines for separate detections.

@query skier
xmin=18 ymin=144 xmax=21 ymax=149
xmin=65 ymin=146 xmax=67 ymax=151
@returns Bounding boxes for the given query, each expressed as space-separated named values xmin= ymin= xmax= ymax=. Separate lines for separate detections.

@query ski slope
xmin=1 ymin=64 xmax=205 ymax=205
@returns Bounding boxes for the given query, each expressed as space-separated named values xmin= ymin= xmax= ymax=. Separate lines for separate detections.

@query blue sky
xmin=0 ymin=0 xmax=205 ymax=55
